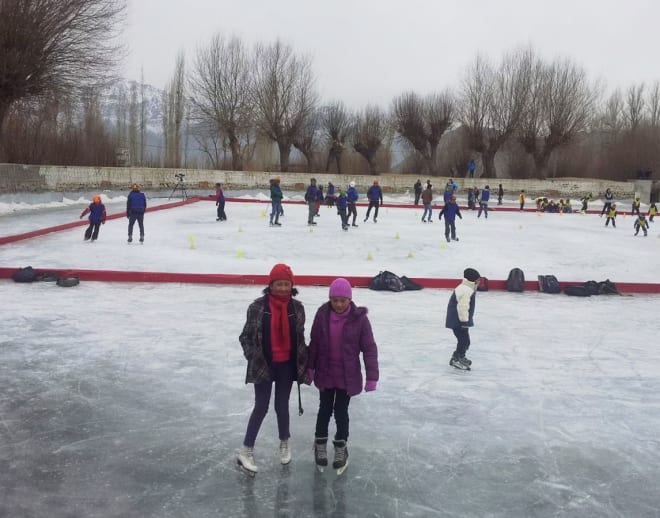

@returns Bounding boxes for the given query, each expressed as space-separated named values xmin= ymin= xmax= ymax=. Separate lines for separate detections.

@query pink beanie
xmin=329 ymin=278 xmax=352 ymax=299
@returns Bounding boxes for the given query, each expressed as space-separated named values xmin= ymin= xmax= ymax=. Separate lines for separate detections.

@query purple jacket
xmin=307 ymin=302 xmax=379 ymax=396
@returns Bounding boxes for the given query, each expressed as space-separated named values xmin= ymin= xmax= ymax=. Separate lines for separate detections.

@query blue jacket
xmin=215 ymin=187 xmax=225 ymax=203
xmin=439 ymin=202 xmax=462 ymax=222
xmin=336 ymin=193 xmax=348 ymax=210
xmin=270 ymin=182 xmax=283 ymax=201
xmin=347 ymin=187 xmax=359 ymax=203
xmin=81 ymin=203 xmax=106 ymax=224
xmin=127 ymin=191 xmax=147 ymax=212
xmin=305 ymin=184 xmax=319 ymax=202
xmin=481 ymin=189 xmax=490 ymax=203
xmin=327 ymin=184 xmax=335 ymax=197
xmin=367 ymin=185 xmax=383 ymax=203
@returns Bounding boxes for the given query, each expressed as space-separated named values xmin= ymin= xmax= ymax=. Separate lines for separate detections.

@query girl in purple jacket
xmin=306 ymin=278 xmax=379 ymax=473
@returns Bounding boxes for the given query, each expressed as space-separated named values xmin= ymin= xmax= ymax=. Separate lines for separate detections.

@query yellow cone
xmin=236 ymin=248 xmax=244 ymax=258
xmin=188 ymin=234 xmax=196 ymax=249
xmin=407 ymin=251 xmax=414 ymax=258
xmin=367 ymin=252 xmax=373 ymax=261
xmin=261 ymin=209 xmax=266 ymax=219
xmin=440 ymin=242 xmax=447 ymax=249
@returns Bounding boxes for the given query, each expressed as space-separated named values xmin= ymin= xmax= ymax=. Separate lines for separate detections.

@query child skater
xmin=237 ymin=264 xmax=308 ymax=476
xmin=215 ymin=182 xmax=227 ymax=221
xmin=79 ymin=195 xmax=106 ymax=241
xmin=648 ymin=202 xmax=657 ymax=222
xmin=447 ymin=268 xmax=480 ymax=371
xmin=605 ymin=203 xmax=617 ymax=228
xmin=634 ymin=214 xmax=649 ymax=236
xmin=336 ymin=190 xmax=349 ymax=231
xmin=306 ymin=278 xmax=379 ymax=474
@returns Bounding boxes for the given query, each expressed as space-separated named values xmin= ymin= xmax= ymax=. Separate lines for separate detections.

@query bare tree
xmin=351 ymin=105 xmax=390 ymax=174
xmin=188 ymin=35 xmax=253 ymax=170
xmin=293 ymin=109 xmax=321 ymax=173
xmin=320 ymin=101 xmax=350 ymax=173
xmin=647 ymin=81 xmax=660 ymax=128
xmin=625 ymin=83 xmax=645 ymax=131
xmin=0 ymin=0 xmax=126 ymax=157
xmin=170 ymin=51 xmax=186 ymax=168
xmin=252 ymin=39 xmax=318 ymax=172
xmin=392 ymin=90 xmax=454 ymax=175
xmin=599 ymin=89 xmax=625 ymax=136
xmin=459 ymin=49 xmax=533 ymax=178
xmin=519 ymin=57 xmax=597 ymax=178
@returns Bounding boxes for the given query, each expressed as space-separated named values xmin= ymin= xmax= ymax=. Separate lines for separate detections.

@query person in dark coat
xmin=305 ymin=178 xmax=320 ymax=225
xmin=80 ymin=195 xmax=106 ymax=241
xmin=363 ymin=180 xmax=383 ymax=223
xmin=446 ymin=268 xmax=480 ymax=370
xmin=477 ymin=185 xmax=490 ymax=218
xmin=347 ymin=181 xmax=359 ymax=227
xmin=306 ymin=278 xmax=379 ymax=472
xmin=421 ymin=184 xmax=433 ymax=223
xmin=269 ymin=177 xmax=283 ymax=226
xmin=215 ymin=182 xmax=227 ymax=221
xmin=600 ymin=188 xmax=614 ymax=217
xmin=126 ymin=183 xmax=147 ymax=243
xmin=237 ymin=264 xmax=308 ymax=475
xmin=497 ymin=184 xmax=504 ymax=205
xmin=336 ymin=190 xmax=349 ymax=231
xmin=413 ymin=179 xmax=422 ymax=205
xmin=438 ymin=195 xmax=462 ymax=242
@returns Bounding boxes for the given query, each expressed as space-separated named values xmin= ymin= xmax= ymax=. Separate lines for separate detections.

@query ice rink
xmin=1 ymin=194 xmax=659 ymax=517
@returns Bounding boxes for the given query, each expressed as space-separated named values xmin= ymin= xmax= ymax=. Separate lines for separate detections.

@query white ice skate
xmin=237 ymin=446 xmax=258 ymax=477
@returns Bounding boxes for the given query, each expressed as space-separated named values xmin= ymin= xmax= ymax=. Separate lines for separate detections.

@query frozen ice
xmin=1 ymin=194 xmax=659 ymax=517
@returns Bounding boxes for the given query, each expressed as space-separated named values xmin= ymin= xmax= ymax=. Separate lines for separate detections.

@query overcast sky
xmin=122 ymin=0 xmax=660 ymax=108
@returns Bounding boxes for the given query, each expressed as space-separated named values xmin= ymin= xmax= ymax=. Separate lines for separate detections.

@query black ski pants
xmin=315 ymin=388 xmax=351 ymax=442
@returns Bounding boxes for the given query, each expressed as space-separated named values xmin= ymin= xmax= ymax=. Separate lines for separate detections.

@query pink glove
xmin=365 ymin=380 xmax=377 ymax=392
xmin=305 ymin=368 xmax=315 ymax=385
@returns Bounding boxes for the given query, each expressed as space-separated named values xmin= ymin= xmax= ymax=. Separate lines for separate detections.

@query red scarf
xmin=269 ymin=293 xmax=292 ymax=362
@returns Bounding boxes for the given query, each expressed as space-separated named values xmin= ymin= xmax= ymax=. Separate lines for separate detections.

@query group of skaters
xmin=79 ymin=183 xmax=147 ymax=243
xmin=235 ymin=262 xmax=480 ymax=477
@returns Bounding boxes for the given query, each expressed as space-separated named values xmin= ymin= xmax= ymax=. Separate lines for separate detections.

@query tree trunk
xmin=481 ymin=149 xmax=497 ymax=178
xmin=0 ymin=100 xmax=11 ymax=161
xmin=228 ymin=134 xmax=243 ymax=171
xmin=278 ymin=141 xmax=291 ymax=172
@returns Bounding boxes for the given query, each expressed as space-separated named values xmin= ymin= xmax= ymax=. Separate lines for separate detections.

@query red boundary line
xmin=1 ymin=197 xmax=657 ymax=292
xmin=1 ymin=267 xmax=659 ymax=293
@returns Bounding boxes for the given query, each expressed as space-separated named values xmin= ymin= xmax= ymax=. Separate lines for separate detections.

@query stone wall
xmin=1 ymin=163 xmax=657 ymax=201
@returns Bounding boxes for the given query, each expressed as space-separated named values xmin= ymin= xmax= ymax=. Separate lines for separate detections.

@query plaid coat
xmin=239 ymin=294 xmax=308 ymax=384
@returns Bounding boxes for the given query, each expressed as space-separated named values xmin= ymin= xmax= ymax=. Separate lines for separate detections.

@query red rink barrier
xmin=1 ymin=267 xmax=659 ymax=293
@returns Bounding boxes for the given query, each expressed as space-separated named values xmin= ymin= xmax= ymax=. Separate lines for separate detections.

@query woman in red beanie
xmin=237 ymin=263 xmax=308 ymax=476
xmin=306 ymin=277 xmax=379 ymax=474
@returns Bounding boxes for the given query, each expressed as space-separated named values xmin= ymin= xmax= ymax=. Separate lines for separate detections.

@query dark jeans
xmin=348 ymin=203 xmax=357 ymax=224
xmin=477 ymin=202 xmax=488 ymax=218
xmin=600 ymin=202 xmax=612 ymax=216
xmin=307 ymin=201 xmax=316 ymax=224
xmin=315 ymin=388 xmax=351 ymax=441
xmin=270 ymin=200 xmax=282 ymax=224
xmin=452 ymin=327 xmax=471 ymax=358
xmin=84 ymin=222 xmax=101 ymax=240
xmin=365 ymin=201 xmax=379 ymax=220
xmin=243 ymin=361 xmax=294 ymax=447
xmin=414 ymin=193 xmax=421 ymax=205
xmin=338 ymin=208 xmax=348 ymax=227
xmin=128 ymin=211 xmax=145 ymax=238
xmin=216 ymin=200 xmax=226 ymax=220
xmin=444 ymin=219 xmax=456 ymax=239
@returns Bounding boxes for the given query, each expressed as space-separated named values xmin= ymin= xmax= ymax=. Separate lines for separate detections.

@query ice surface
xmin=1 ymin=194 xmax=659 ymax=517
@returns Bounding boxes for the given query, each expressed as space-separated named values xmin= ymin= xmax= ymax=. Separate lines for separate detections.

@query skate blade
xmin=336 ymin=460 xmax=349 ymax=476
xmin=237 ymin=460 xmax=256 ymax=477
xmin=316 ymin=465 xmax=325 ymax=473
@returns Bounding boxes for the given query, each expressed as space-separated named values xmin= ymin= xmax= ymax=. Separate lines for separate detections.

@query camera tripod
xmin=169 ymin=176 xmax=189 ymax=200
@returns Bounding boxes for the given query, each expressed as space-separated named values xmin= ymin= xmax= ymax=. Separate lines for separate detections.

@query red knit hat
xmin=269 ymin=263 xmax=294 ymax=285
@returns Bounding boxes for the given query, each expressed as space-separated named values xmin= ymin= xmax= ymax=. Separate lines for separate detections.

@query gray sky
xmin=123 ymin=0 xmax=660 ymax=108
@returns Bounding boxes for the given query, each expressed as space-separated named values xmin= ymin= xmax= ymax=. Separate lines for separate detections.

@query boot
xmin=279 ymin=440 xmax=291 ymax=465
xmin=332 ymin=439 xmax=348 ymax=469
xmin=314 ymin=437 xmax=328 ymax=467
xmin=237 ymin=446 xmax=258 ymax=474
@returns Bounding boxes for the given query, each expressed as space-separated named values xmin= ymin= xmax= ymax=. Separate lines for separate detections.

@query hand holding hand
xmin=365 ymin=380 xmax=377 ymax=392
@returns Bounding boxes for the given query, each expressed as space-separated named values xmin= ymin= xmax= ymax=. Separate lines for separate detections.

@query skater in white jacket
xmin=446 ymin=268 xmax=480 ymax=370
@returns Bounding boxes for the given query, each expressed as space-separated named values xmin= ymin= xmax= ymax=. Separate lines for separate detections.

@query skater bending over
xmin=80 ymin=195 xmax=106 ymax=241
xmin=237 ymin=264 xmax=308 ymax=476
xmin=446 ymin=268 xmax=480 ymax=370
xmin=306 ymin=278 xmax=379 ymax=473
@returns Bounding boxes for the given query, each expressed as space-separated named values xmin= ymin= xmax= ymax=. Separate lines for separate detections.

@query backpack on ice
xmin=399 ymin=275 xmax=423 ymax=291
xmin=538 ymin=275 xmax=561 ymax=294
xmin=564 ymin=285 xmax=591 ymax=297
xmin=12 ymin=266 xmax=38 ymax=283
xmin=368 ymin=271 xmax=406 ymax=292
xmin=506 ymin=268 xmax=525 ymax=292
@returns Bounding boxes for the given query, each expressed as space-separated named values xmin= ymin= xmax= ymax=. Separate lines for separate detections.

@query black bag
xmin=506 ymin=268 xmax=525 ymax=292
xmin=12 ymin=266 xmax=38 ymax=283
xmin=369 ymin=271 xmax=406 ymax=292
xmin=597 ymin=279 xmax=619 ymax=295
xmin=400 ymin=276 xmax=423 ymax=290
xmin=564 ymin=285 xmax=591 ymax=297
xmin=584 ymin=280 xmax=600 ymax=296
xmin=538 ymin=275 xmax=561 ymax=294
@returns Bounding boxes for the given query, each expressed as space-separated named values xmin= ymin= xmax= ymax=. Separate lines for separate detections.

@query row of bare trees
xmin=2 ymin=2 xmax=660 ymax=179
